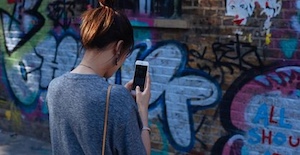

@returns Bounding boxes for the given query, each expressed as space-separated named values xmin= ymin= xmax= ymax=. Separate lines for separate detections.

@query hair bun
xmin=99 ymin=0 xmax=114 ymax=8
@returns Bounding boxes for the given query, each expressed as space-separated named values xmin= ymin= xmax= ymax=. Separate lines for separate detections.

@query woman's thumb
xmin=136 ymin=86 xmax=140 ymax=93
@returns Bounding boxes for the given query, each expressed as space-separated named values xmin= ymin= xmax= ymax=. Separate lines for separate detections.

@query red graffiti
xmin=269 ymin=105 xmax=277 ymax=124
xmin=289 ymin=136 xmax=300 ymax=147
xmin=257 ymin=129 xmax=300 ymax=148
xmin=262 ymin=129 xmax=272 ymax=145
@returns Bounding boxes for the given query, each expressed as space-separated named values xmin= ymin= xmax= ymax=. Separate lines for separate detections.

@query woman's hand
xmin=125 ymin=73 xmax=151 ymax=127
xmin=124 ymin=75 xmax=151 ymax=109
xmin=133 ymin=74 xmax=151 ymax=155
xmin=135 ymin=73 xmax=151 ymax=112
xmin=124 ymin=79 xmax=133 ymax=91
xmin=124 ymin=79 xmax=137 ymax=99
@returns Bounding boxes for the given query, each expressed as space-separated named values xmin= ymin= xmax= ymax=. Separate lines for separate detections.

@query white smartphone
xmin=131 ymin=60 xmax=149 ymax=93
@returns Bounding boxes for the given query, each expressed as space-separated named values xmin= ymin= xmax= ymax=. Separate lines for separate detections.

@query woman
xmin=46 ymin=0 xmax=151 ymax=154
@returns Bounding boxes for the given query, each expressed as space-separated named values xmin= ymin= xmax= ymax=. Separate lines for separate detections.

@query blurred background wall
xmin=0 ymin=0 xmax=299 ymax=154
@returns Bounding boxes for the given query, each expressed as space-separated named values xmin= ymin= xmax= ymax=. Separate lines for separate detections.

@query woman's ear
xmin=115 ymin=40 xmax=124 ymax=55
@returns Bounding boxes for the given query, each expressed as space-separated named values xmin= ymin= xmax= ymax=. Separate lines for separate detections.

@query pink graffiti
xmin=231 ymin=67 xmax=300 ymax=131
xmin=227 ymin=66 xmax=300 ymax=154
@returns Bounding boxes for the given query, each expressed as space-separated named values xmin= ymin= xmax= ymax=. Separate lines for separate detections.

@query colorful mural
xmin=225 ymin=0 xmax=282 ymax=44
xmin=189 ymin=34 xmax=264 ymax=85
xmin=0 ymin=0 xmax=300 ymax=154
xmin=0 ymin=0 xmax=82 ymax=121
xmin=291 ymin=0 xmax=300 ymax=33
xmin=0 ymin=0 xmax=222 ymax=152
xmin=0 ymin=0 xmax=45 ymax=54
xmin=215 ymin=62 xmax=300 ymax=155
xmin=226 ymin=0 xmax=282 ymax=29
xmin=109 ymin=40 xmax=222 ymax=151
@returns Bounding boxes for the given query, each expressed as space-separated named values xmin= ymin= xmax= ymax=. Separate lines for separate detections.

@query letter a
xmin=253 ymin=103 xmax=269 ymax=127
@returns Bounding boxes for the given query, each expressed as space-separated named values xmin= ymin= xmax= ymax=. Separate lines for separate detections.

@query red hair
xmin=80 ymin=0 xmax=134 ymax=55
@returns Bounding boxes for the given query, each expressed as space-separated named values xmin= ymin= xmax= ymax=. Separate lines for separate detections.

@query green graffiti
xmin=279 ymin=39 xmax=298 ymax=59
xmin=130 ymin=20 xmax=151 ymax=42
xmin=150 ymin=121 xmax=169 ymax=155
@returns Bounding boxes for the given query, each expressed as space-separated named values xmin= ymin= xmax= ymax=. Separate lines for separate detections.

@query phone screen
xmin=132 ymin=65 xmax=147 ymax=91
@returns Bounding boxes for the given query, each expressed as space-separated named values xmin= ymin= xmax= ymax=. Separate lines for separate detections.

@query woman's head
xmin=80 ymin=0 xmax=134 ymax=57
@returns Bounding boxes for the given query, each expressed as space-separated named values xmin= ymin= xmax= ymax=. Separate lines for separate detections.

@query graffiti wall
xmin=215 ymin=62 xmax=300 ymax=155
xmin=0 ymin=0 xmax=83 ymax=122
xmin=0 ymin=0 xmax=300 ymax=154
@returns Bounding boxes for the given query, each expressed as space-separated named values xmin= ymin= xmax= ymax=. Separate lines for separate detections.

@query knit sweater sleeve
xmin=111 ymin=85 xmax=147 ymax=155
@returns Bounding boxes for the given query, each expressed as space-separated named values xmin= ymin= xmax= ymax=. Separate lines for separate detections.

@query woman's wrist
xmin=142 ymin=126 xmax=151 ymax=134
xmin=139 ymin=106 xmax=148 ymax=113
xmin=138 ymin=102 xmax=148 ymax=111
xmin=138 ymin=109 xmax=148 ymax=126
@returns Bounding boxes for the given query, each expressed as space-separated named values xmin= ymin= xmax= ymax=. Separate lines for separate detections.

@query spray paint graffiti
xmin=214 ymin=61 xmax=300 ymax=155
xmin=0 ymin=66 xmax=9 ymax=100
xmin=3 ymin=34 xmax=81 ymax=119
xmin=226 ymin=0 xmax=282 ymax=29
xmin=109 ymin=40 xmax=222 ymax=151
xmin=150 ymin=121 xmax=170 ymax=155
xmin=189 ymin=34 xmax=264 ymax=85
xmin=225 ymin=0 xmax=282 ymax=44
xmin=3 ymin=1 xmax=297 ymax=154
xmin=0 ymin=1 xmax=222 ymax=150
xmin=279 ymin=39 xmax=298 ymax=59
xmin=278 ymin=0 xmax=300 ymax=59
xmin=0 ymin=0 xmax=82 ymax=120
xmin=47 ymin=0 xmax=83 ymax=40
xmin=291 ymin=0 xmax=300 ymax=33
xmin=0 ymin=0 xmax=45 ymax=54
xmin=47 ymin=0 xmax=75 ymax=30
xmin=129 ymin=19 xmax=154 ymax=42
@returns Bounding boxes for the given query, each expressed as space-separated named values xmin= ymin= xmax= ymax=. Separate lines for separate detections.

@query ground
xmin=0 ymin=129 xmax=52 ymax=155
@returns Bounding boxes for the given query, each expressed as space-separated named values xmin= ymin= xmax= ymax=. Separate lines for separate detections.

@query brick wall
xmin=0 ymin=0 xmax=299 ymax=154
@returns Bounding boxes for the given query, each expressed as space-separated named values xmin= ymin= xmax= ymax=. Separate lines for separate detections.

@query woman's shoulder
xmin=109 ymin=85 xmax=137 ymax=110
xmin=110 ymin=84 xmax=129 ymax=93
xmin=110 ymin=85 xmax=133 ymax=100
xmin=48 ymin=73 xmax=66 ymax=89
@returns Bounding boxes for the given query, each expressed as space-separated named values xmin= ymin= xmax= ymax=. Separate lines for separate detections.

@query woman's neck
xmin=71 ymin=49 xmax=114 ymax=77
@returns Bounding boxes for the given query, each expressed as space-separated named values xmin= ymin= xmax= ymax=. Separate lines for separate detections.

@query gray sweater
xmin=46 ymin=73 xmax=146 ymax=155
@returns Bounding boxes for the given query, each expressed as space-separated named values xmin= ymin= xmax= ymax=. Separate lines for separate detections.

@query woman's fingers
xmin=136 ymin=85 xmax=141 ymax=93
xmin=144 ymin=73 xmax=151 ymax=92
xmin=124 ymin=79 xmax=134 ymax=90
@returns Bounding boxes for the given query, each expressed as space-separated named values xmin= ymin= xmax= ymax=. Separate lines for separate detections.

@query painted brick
xmin=1 ymin=0 xmax=300 ymax=155
xmin=282 ymin=10 xmax=298 ymax=19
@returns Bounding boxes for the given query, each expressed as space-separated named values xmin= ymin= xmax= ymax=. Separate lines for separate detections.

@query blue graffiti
xmin=215 ymin=62 xmax=300 ymax=154
xmin=0 ymin=0 xmax=45 ymax=54
xmin=2 ymin=34 xmax=81 ymax=114
xmin=111 ymin=40 xmax=222 ymax=151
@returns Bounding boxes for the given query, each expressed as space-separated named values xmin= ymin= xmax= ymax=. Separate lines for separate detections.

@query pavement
xmin=0 ymin=129 xmax=52 ymax=155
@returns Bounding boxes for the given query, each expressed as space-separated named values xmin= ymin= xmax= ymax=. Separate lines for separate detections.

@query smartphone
xmin=132 ymin=60 xmax=149 ymax=93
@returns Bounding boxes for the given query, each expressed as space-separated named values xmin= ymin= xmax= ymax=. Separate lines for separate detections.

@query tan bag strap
xmin=102 ymin=85 xmax=112 ymax=155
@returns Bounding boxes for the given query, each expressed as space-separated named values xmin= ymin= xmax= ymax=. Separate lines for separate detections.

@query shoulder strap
xmin=102 ymin=85 xmax=112 ymax=155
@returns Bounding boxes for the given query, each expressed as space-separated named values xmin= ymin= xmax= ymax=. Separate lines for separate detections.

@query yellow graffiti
xmin=1 ymin=101 xmax=23 ymax=132
xmin=265 ymin=33 xmax=272 ymax=45
xmin=0 ymin=99 xmax=23 ymax=132
xmin=10 ymin=103 xmax=22 ymax=132
xmin=248 ymin=33 xmax=253 ymax=43
xmin=5 ymin=110 xmax=11 ymax=120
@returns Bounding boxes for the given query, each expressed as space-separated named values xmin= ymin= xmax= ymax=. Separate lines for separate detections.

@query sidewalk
xmin=0 ymin=129 xmax=52 ymax=155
